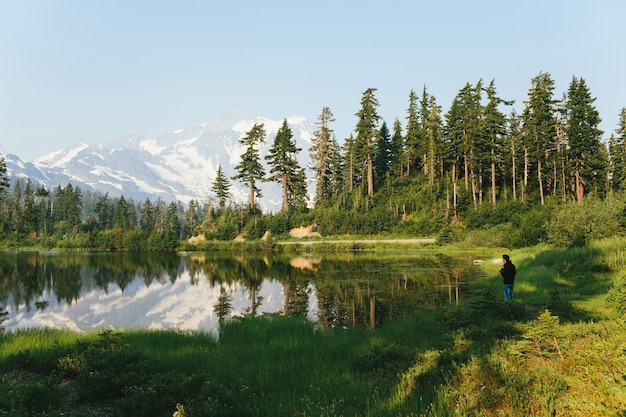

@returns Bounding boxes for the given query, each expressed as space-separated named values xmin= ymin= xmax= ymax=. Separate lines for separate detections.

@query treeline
xmin=1 ymin=71 xmax=626 ymax=249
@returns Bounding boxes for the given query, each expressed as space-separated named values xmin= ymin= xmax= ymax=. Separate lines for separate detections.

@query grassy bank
xmin=1 ymin=239 xmax=625 ymax=416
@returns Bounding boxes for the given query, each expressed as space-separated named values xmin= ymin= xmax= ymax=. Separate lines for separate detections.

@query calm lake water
xmin=0 ymin=251 xmax=485 ymax=334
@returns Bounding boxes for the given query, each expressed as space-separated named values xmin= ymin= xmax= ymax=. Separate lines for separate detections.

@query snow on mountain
xmin=4 ymin=106 xmax=317 ymax=211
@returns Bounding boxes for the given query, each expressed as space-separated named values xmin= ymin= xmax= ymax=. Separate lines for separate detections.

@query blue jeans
xmin=503 ymin=284 xmax=514 ymax=301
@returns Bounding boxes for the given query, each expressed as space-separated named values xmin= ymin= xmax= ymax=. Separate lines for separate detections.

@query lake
xmin=0 ymin=250 xmax=485 ymax=334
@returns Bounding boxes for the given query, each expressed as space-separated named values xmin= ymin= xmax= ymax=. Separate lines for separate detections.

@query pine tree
xmin=522 ymin=72 xmax=557 ymax=204
xmin=608 ymin=108 xmax=626 ymax=191
xmin=355 ymin=88 xmax=381 ymax=198
xmin=211 ymin=164 xmax=231 ymax=209
xmin=425 ymin=95 xmax=443 ymax=186
xmin=0 ymin=156 xmax=8 ymax=192
xmin=140 ymin=198 xmax=155 ymax=233
xmin=390 ymin=118 xmax=404 ymax=178
xmin=404 ymin=90 xmax=421 ymax=175
xmin=564 ymin=76 xmax=606 ymax=202
xmin=233 ymin=123 xmax=267 ymax=209
xmin=442 ymin=94 xmax=466 ymax=218
xmin=373 ymin=121 xmax=392 ymax=187
xmin=266 ymin=119 xmax=307 ymax=211
xmin=95 ymin=193 xmax=113 ymax=229
xmin=482 ymin=80 xmax=511 ymax=205
xmin=310 ymin=107 xmax=335 ymax=206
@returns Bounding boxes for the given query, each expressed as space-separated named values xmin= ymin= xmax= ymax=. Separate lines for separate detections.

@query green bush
xmin=547 ymin=197 xmax=624 ymax=246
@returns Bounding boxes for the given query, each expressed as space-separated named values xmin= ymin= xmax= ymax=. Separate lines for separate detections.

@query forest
xmin=1 ymin=71 xmax=626 ymax=250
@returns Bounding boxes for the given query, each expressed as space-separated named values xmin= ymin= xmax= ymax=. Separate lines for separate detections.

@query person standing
xmin=499 ymin=254 xmax=516 ymax=301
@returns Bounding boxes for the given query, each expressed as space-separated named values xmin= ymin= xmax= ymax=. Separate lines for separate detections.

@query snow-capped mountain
xmin=5 ymin=106 xmax=317 ymax=211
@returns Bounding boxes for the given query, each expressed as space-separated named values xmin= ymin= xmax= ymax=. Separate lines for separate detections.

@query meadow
xmin=1 ymin=238 xmax=625 ymax=416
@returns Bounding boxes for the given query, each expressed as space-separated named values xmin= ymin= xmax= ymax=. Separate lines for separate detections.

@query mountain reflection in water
xmin=0 ymin=251 xmax=481 ymax=334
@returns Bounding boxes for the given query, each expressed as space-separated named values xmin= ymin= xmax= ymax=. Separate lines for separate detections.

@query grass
xmin=1 ymin=238 xmax=626 ymax=416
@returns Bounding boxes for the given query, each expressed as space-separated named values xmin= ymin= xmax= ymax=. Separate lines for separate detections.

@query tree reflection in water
xmin=0 ymin=251 xmax=483 ymax=333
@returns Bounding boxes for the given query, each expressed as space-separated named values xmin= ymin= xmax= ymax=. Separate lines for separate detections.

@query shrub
xmin=547 ymin=197 xmax=624 ymax=246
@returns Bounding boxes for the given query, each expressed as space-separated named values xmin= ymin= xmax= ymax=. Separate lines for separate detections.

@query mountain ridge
xmin=5 ymin=107 xmax=317 ymax=211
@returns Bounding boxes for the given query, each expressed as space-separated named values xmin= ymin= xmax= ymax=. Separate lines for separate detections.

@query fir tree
xmin=211 ymin=164 xmax=231 ymax=209
xmin=233 ymin=123 xmax=267 ymax=209
xmin=266 ymin=119 xmax=307 ymax=211
xmin=355 ymin=88 xmax=381 ymax=198
xmin=0 ymin=156 xmax=8 ymax=192
xmin=522 ymin=72 xmax=557 ymax=204
xmin=310 ymin=107 xmax=335 ymax=207
xmin=405 ymin=90 xmax=421 ymax=175
xmin=564 ymin=76 xmax=607 ymax=202
xmin=140 ymin=198 xmax=155 ymax=233
xmin=390 ymin=118 xmax=405 ymax=178
xmin=374 ymin=121 xmax=393 ymax=187
xmin=608 ymin=108 xmax=626 ymax=191
xmin=482 ymin=80 xmax=512 ymax=205
xmin=425 ymin=94 xmax=443 ymax=186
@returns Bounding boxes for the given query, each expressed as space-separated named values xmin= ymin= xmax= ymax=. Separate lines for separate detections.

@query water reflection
xmin=0 ymin=251 xmax=481 ymax=334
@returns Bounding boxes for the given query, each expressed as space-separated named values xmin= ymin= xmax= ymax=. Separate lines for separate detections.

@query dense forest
xmin=1 ymin=71 xmax=626 ymax=250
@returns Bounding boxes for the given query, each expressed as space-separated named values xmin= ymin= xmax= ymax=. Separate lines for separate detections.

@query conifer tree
xmin=211 ymin=164 xmax=231 ymax=209
xmin=564 ymin=76 xmax=607 ymax=202
xmin=95 ymin=193 xmax=113 ymax=229
xmin=522 ymin=72 xmax=557 ymax=204
xmin=404 ymin=90 xmax=421 ymax=175
xmin=140 ymin=198 xmax=155 ymax=233
xmin=310 ymin=107 xmax=335 ymax=206
xmin=355 ymin=88 xmax=381 ymax=198
xmin=608 ymin=108 xmax=626 ymax=191
xmin=425 ymin=95 xmax=443 ymax=186
xmin=420 ymin=86 xmax=432 ymax=175
xmin=374 ymin=121 xmax=392 ymax=187
xmin=233 ymin=123 xmax=267 ymax=209
xmin=328 ymin=136 xmax=344 ymax=199
xmin=343 ymin=134 xmax=357 ymax=194
xmin=506 ymin=111 xmax=522 ymax=201
xmin=266 ymin=119 xmax=307 ymax=211
xmin=482 ymin=80 xmax=511 ymax=205
xmin=390 ymin=118 xmax=405 ymax=178
xmin=442 ymin=94 xmax=466 ymax=218
xmin=0 ymin=156 xmax=8 ymax=192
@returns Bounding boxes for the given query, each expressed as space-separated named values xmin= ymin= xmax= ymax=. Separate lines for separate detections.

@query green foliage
xmin=606 ymin=274 xmax=626 ymax=315
xmin=547 ymin=197 xmax=624 ymax=246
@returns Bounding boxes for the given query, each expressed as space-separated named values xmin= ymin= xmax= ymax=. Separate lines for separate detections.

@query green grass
xmin=1 ymin=238 xmax=626 ymax=416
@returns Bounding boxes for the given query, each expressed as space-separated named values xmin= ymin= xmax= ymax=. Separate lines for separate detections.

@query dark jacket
xmin=500 ymin=261 xmax=516 ymax=285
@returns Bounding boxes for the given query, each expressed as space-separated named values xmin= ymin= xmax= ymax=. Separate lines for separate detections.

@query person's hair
xmin=503 ymin=254 xmax=510 ymax=261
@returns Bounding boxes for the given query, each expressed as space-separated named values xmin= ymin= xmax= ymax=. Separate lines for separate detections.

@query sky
xmin=1 ymin=0 xmax=625 ymax=161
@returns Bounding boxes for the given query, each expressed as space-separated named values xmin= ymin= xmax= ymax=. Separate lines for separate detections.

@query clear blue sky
xmin=1 ymin=0 xmax=625 ymax=161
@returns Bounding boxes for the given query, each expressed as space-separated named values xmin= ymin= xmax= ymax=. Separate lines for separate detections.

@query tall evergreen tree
xmin=266 ymin=119 xmax=307 ymax=211
xmin=233 ymin=123 xmax=267 ymax=209
xmin=442 ymin=94 xmax=466 ymax=218
xmin=608 ymin=108 xmax=626 ymax=191
xmin=140 ymin=198 xmax=156 ymax=233
xmin=95 ymin=193 xmax=113 ymax=230
xmin=482 ymin=80 xmax=511 ymax=205
xmin=522 ymin=72 xmax=557 ymax=204
xmin=355 ymin=88 xmax=381 ymax=198
xmin=211 ymin=164 xmax=231 ymax=209
xmin=310 ymin=107 xmax=335 ymax=206
xmin=0 ymin=156 xmax=8 ymax=192
xmin=328 ymin=136 xmax=344 ymax=199
xmin=390 ymin=118 xmax=405 ymax=178
xmin=564 ymin=76 xmax=606 ymax=202
xmin=374 ymin=121 xmax=393 ymax=187
xmin=425 ymin=95 xmax=443 ymax=186
xmin=404 ymin=90 xmax=421 ymax=175
xmin=112 ymin=196 xmax=134 ymax=229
